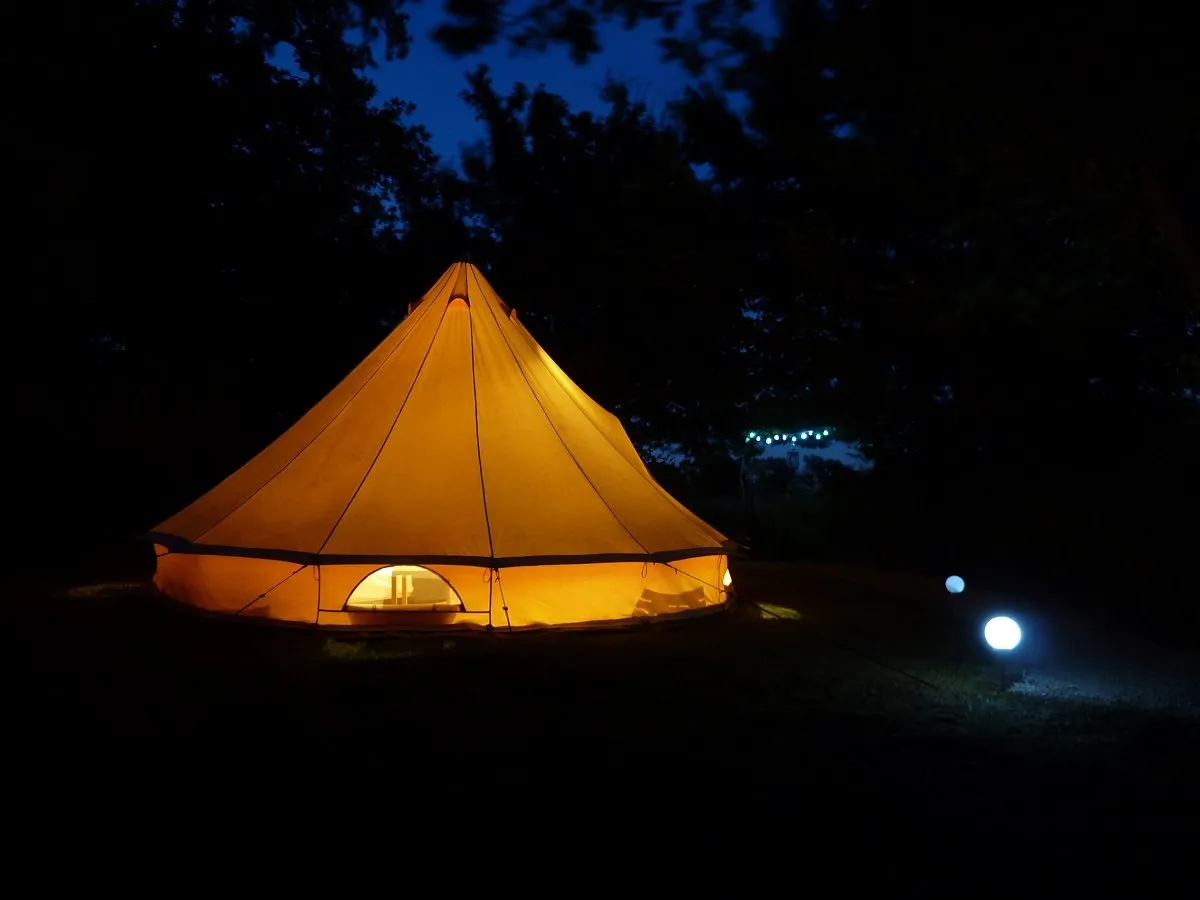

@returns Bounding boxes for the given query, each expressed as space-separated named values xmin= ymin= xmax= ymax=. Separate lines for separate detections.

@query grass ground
xmin=8 ymin=554 xmax=1199 ymax=830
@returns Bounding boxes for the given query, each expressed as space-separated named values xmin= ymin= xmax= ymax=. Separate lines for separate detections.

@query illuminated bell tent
xmin=148 ymin=263 xmax=735 ymax=629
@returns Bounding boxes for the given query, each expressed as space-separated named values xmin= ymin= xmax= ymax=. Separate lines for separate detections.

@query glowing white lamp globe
xmin=984 ymin=616 xmax=1022 ymax=651
xmin=945 ymin=575 xmax=965 ymax=594
xmin=722 ymin=569 xmax=733 ymax=589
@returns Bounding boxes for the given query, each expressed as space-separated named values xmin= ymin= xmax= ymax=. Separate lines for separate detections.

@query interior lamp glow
xmin=722 ymin=569 xmax=733 ymax=589
xmin=984 ymin=616 xmax=1022 ymax=651
xmin=945 ymin=575 xmax=965 ymax=594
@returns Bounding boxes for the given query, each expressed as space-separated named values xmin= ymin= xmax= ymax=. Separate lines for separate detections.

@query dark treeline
xmin=13 ymin=1 xmax=1199 ymax=603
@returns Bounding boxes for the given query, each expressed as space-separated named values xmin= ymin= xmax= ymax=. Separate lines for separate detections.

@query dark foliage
xmin=10 ymin=0 xmax=1197 ymax=595
xmin=457 ymin=68 xmax=756 ymax=453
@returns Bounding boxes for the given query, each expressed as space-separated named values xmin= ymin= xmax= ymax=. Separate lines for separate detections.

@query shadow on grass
xmin=7 ymin=558 xmax=1199 ymax=813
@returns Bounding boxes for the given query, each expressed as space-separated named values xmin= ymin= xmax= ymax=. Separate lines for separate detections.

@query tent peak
xmin=149 ymin=261 xmax=731 ymax=630
xmin=449 ymin=262 xmax=472 ymax=302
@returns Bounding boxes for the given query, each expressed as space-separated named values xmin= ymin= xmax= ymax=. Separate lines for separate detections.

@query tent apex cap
xmin=449 ymin=263 xmax=472 ymax=302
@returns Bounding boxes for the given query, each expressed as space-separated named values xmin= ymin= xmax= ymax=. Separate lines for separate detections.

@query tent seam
xmin=142 ymin=531 xmax=728 ymax=567
xmin=315 ymin=299 xmax=453 ymax=555
xmin=469 ymin=267 xmax=652 ymax=558
xmin=502 ymin=298 xmax=726 ymax=545
xmin=467 ymin=276 xmax=498 ymax=566
xmin=192 ymin=267 xmax=453 ymax=543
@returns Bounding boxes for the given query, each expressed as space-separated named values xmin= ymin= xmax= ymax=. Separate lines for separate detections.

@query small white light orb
xmin=822 ymin=429 xmax=830 ymax=436
xmin=748 ymin=432 xmax=756 ymax=439
xmin=722 ymin=569 xmax=733 ymax=589
xmin=755 ymin=435 xmax=762 ymax=442
xmin=773 ymin=434 xmax=780 ymax=440
xmin=945 ymin=575 xmax=965 ymax=594
xmin=801 ymin=433 xmax=809 ymax=440
xmin=766 ymin=437 xmax=773 ymax=444
xmin=984 ymin=616 xmax=1022 ymax=651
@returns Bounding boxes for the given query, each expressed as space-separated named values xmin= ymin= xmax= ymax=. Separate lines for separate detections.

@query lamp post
xmin=983 ymin=616 xmax=1022 ymax=689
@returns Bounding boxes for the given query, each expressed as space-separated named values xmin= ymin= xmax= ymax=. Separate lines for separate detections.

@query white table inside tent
xmin=345 ymin=565 xmax=461 ymax=611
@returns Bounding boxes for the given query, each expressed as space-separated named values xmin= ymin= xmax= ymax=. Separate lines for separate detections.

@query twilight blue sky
xmin=270 ymin=4 xmax=865 ymax=465
xmin=350 ymin=2 xmax=776 ymax=165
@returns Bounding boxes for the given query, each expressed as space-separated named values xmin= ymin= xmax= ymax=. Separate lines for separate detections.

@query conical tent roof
xmin=150 ymin=263 xmax=730 ymax=569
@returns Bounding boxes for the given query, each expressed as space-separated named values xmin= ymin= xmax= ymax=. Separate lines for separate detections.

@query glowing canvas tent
xmin=148 ymin=263 xmax=735 ymax=629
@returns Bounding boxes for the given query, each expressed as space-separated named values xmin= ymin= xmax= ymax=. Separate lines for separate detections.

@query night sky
xmin=274 ymin=3 xmax=777 ymax=166
xmin=271 ymin=3 xmax=857 ymax=466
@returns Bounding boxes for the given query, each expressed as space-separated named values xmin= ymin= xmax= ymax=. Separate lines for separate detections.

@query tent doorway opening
xmin=345 ymin=565 xmax=463 ymax=612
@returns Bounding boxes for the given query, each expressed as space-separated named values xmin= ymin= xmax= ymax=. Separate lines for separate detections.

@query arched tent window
xmin=345 ymin=566 xmax=463 ymax=612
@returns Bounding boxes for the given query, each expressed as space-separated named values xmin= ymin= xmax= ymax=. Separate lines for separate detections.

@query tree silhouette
xmin=13 ymin=0 xmax=470 ymax=543
xmin=458 ymin=68 xmax=756 ymax=457
xmin=668 ymin=0 xmax=1200 ymax=578
xmin=11 ymin=0 xmax=1196 ymax=587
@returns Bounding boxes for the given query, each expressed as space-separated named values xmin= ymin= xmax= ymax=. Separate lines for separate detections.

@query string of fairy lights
xmin=746 ymin=429 xmax=834 ymax=445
